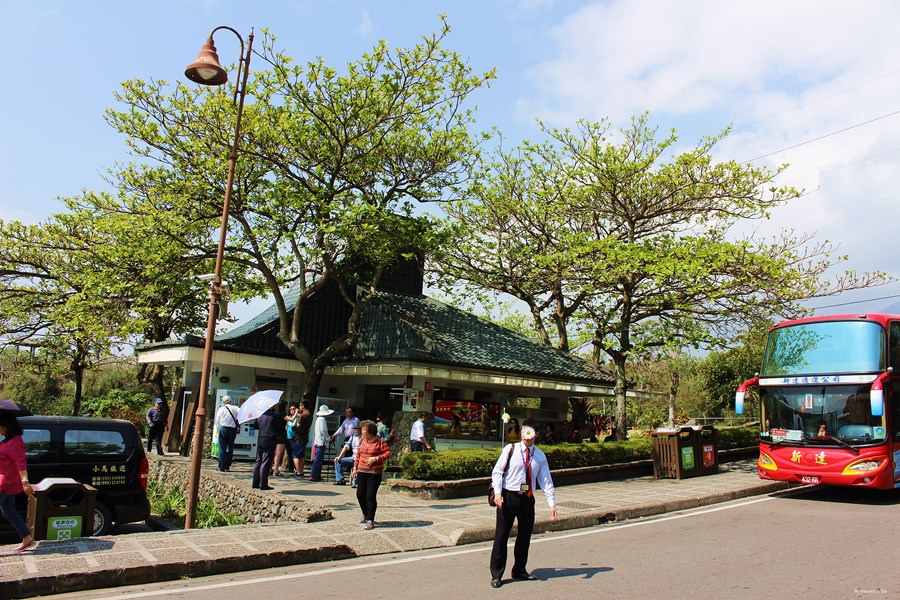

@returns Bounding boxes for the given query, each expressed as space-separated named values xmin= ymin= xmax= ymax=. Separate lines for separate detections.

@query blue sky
xmin=4 ymin=0 xmax=900 ymax=320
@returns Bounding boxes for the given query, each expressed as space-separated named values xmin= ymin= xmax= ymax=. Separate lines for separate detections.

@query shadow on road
xmin=532 ymin=566 xmax=614 ymax=580
xmin=780 ymin=486 xmax=900 ymax=506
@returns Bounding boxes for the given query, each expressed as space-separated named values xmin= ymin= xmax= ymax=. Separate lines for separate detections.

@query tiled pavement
xmin=0 ymin=457 xmax=788 ymax=598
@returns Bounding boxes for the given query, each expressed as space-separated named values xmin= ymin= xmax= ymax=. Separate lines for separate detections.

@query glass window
xmin=761 ymin=320 xmax=883 ymax=376
xmin=64 ymin=429 xmax=126 ymax=456
xmin=890 ymin=322 xmax=900 ymax=372
xmin=23 ymin=428 xmax=52 ymax=459
xmin=760 ymin=384 xmax=885 ymax=445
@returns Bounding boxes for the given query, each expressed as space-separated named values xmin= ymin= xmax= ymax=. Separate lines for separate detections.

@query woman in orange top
xmin=352 ymin=420 xmax=391 ymax=530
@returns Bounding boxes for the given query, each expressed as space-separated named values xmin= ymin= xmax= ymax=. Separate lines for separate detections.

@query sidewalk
xmin=0 ymin=458 xmax=787 ymax=598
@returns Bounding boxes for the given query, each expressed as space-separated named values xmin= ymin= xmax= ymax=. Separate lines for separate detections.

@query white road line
xmin=130 ymin=539 xmax=158 ymax=563
xmin=83 ymin=494 xmax=785 ymax=600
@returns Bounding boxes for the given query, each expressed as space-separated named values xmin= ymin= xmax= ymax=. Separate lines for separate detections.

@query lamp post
xmin=182 ymin=25 xmax=253 ymax=529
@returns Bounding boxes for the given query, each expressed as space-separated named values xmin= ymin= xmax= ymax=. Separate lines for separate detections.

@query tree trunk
xmin=667 ymin=368 xmax=679 ymax=428
xmin=301 ymin=363 xmax=326 ymax=406
xmin=137 ymin=363 xmax=166 ymax=400
xmin=614 ymin=355 xmax=627 ymax=440
xmin=71 ymin=362 xmax=84 ymax=417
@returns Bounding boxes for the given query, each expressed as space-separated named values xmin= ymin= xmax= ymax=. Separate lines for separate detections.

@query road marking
xmin=80 ymin=494 xmax=784 ymax=599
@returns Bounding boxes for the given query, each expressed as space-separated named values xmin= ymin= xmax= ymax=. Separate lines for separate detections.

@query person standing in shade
xmin=0 ymin=413 xmax=36 ymax=553
xmin=251 ymin=406 xmax=277 ymax=490
xmin=375 ymin=413 xmax=390 ymax=441
xmin=489 ymin=421 xmax=558 ymax=589
xmin=331 ymin=407 xmax=360 ymax=445
xmin=145 ymin=398 xmax=168 ymax=455
xmin=294 ymin=401 xmax=313 ymax=477
xmin=409 ymin=412 xmax=432 ymax=451
xmin=308 ymin=404 xmax=333 ymax=481
xmin=214 ymin=396 xmax=239 ymax=472
xmin=351 ymin=420 xmax=391 ymax=530
xmin=271 ymin=400 xmax=288 ymax=477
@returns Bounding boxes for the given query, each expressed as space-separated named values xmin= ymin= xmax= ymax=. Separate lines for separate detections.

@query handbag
xmin=488 ymin=444 xmax=516 ymax=507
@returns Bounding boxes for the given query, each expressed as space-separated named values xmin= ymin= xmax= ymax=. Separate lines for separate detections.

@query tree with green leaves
xmin=104 ymin=21 xmax=493 ymax=405
xmin=439 ymin=114 xmax=891 ymax=440
xmin=0 ymin=217 xmax=136 ymax=415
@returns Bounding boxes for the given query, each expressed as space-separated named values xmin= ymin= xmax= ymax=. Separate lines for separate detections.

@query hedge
xmin=399 ymin=426 xmax=758 ymax=480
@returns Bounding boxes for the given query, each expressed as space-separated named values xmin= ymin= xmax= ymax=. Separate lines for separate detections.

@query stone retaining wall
xmin=148 ymin=457 xmax=332 ymax=524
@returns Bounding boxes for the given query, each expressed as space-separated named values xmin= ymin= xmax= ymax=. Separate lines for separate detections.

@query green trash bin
xmin=651 ymin=427 xmax=700 ymax=479
xmin=27 ymin=478 xmax=97 ymax=541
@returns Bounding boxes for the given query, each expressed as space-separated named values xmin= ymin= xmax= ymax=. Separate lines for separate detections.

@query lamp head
xmin=185 ymin=36 xmax=228 ymax=86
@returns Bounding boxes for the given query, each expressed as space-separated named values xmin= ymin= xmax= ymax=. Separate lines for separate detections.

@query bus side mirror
xmin=870 ymin=371 xmax=888 ymax=417
xmin=735 ymin=376 xmax=760 ymax=415
xmin=870 ymin=389 xmax=884 ymax=417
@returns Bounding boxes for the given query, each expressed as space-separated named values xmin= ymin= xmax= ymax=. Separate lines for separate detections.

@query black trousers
xmin=252 ymin=435 xmax=275 ymax=488
xmin=147 ymin=424 xmax=165 ymax=455
xmin=489 ymin=491 xmax=535 ymax=579
xmin=356 ymin=471 xmax=383 ymax=522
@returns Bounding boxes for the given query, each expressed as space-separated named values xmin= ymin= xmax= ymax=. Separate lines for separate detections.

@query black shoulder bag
xmin=488 ymin=444 xmax=516 ymax=507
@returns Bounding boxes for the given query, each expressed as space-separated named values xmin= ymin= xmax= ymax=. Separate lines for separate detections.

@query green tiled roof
xmin=184 ymin=288 xmax=611 ymax=385
xmin=354 ymin=292 xmax=612 ymax=384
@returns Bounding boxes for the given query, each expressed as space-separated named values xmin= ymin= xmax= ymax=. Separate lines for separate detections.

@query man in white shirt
xmin=214 ymin=396 xmax=240 ymax=472
xmin=489 ymin=421 xmax=558 ymax=588
xmin=309 ymin=404 xmax=333 ymax=482
xmin=409 ymin=412 xmax=432 ymax=451
xmin=331 ymin=407 xmax=360 ymax=444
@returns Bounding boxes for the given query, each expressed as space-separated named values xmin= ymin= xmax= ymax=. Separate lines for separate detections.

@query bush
xmin=400 ymin=426 xmax=758 ymax=480
xmin=146 ymin=481 xmax=246 ymax=528
xmin=81 ymin=389 xmax=151 ymax=429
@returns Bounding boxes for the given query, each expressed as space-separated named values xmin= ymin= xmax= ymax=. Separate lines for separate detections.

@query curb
xmin=9 ymin=544 xmax=356 ymax=599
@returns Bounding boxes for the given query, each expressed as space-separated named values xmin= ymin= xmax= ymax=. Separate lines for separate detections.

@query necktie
xmin=524 ymin=446 xmax=533 ymax=498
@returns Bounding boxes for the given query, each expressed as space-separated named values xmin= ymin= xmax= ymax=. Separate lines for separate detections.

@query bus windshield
xmin=760 ymin=320 xmax=883 ymax=376
xmin=760 ymin=384 xmax=886 ymax=444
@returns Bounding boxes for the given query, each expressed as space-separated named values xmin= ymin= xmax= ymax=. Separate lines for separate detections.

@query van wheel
xmin=92 ymin=502 xmax=114 ymax=536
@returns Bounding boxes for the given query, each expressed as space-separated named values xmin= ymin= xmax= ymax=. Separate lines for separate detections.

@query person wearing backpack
xmin=214 ymin=396 xmax=240 ymax=472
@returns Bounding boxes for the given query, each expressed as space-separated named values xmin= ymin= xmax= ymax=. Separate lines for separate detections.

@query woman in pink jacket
xmin=0 ymin=413 xmax=35 ymax=552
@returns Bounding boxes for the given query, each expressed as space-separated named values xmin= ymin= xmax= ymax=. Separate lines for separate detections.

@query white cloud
xmin=519 ymin=0 xmax=900 ymax=281
xmin=357 ymin=10 xmax=375 ymax=37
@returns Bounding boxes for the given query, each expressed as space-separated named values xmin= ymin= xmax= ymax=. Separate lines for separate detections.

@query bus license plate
xmin=800 ymin=475 xmax=820 ymax=485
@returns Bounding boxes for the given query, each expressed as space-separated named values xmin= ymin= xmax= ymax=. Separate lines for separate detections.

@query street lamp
xmin=183 ymin=25 xmax=254 ymax=529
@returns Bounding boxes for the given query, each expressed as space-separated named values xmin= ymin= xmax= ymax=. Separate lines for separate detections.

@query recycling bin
xmin=696 ymin=425 xmax=719 ymax=475
xmin=27 ymin=478 xmax=97 ymax=540
xmin=651 ymin=427 xmax=700 ymax=479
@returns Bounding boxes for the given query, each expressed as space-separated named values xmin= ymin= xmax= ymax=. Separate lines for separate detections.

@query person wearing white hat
xmin=488 ymin=420 xmax=558 ymax=588
xmin=308 ymin=404 xmax=334 ymax=481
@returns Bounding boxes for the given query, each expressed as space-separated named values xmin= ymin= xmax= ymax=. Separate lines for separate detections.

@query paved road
xmin=50 ymin=486 xmax=900 ymax=600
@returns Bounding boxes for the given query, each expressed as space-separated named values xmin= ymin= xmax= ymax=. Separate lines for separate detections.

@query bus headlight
xmin=842 ymin=457 xmax=886 ymax=475
xmin=758 ymin=451 xmax=777 ymax=471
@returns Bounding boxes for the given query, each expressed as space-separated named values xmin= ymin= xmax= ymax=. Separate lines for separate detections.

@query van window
xmin=64 ymin=429 xmax=126 ymax=455
xmin=23 ymin=429 xmax=52 ymax=458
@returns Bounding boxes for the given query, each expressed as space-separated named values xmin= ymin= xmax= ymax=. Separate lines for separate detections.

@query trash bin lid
xmin=32 ymin=477 xmax=81 ymax=491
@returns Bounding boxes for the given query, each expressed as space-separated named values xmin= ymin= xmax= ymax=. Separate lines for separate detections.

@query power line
xmin=809 ymin=292 xmax=900 ymax=312
xmin=744 ymin=108 xmax=900 ymax=163
xmin=739 ymin=68 xmax=900 ymax=130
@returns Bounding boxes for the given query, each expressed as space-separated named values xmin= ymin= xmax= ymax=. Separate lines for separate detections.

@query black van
xmin=5 ymin=416 xmax=151 ymax=536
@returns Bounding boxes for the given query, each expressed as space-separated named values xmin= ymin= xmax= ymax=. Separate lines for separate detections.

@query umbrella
xmin=236 ymin=390 xmax=283 ymax=423
xmin=0 ymin=399 xmax=31 ymax=417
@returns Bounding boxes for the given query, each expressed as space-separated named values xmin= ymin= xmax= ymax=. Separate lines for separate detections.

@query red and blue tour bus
xmin=736 ymin=313 xmax=900 ymax=489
